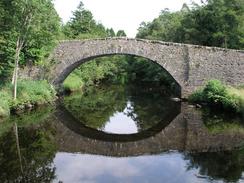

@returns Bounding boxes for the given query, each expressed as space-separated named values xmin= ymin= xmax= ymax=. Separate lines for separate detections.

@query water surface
xmin=0 ymin=84 xmax=244 ymax=183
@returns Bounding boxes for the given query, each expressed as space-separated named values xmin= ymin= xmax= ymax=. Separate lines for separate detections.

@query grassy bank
xmin=63 ymin=73 xmax=84 ymax=92
xmin=0 ymin=80 xmax=56 ymax=118
xmin=189 ymin=80 xmax=244 ymax=114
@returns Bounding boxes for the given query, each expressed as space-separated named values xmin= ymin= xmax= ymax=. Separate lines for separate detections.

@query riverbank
xmin=0 ymin=80 xmax=57 ymax=118
xmin=189 ymin=80 xmax=244 ymax=115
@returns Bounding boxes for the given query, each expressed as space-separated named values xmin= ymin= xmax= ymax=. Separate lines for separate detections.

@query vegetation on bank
xmin=0 ymin=80 xmax=56 ymax=118
xmin=189 ymin=80 xmax=244 ymax=114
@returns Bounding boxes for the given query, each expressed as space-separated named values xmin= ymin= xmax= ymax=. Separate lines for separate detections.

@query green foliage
xmin=126 ymin=56 xmax=180 ymax=94
xmin=116 ymin=30 xmax=127 ymax=37
xmin=63 ymin=72 xmax=84 ymax=92
xmin=11 ymin=80 xmax=56 ymax=107
xmin=189 ymin=80 xmax=244 ymax=114
xmin=61 ymin=1 xmax=128 ymax=40
xmin=106 ymin=28 xmax=116 ymax=37
xmin=0 ymin=80 xmax=56 ymax=117
xmin=0 ymin=89 xmax=12 ymax=118
xmin=137 ymin=8 xmax=185 ymax=42
xmin=0 ymin=0 xmax=61 ymax=81
xmin=63 ymin=55 xmax=128 ymax=91
xmin=63 ymin=55 xmax=179 ymax=95
xmin=62 ymin=2 xmax=107 ymax=39
xmin=137 ymin=0 xmax=244 ymax=49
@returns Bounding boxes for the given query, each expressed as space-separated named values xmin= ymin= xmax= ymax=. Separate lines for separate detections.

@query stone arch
xmin=50 ymin=38 xmax=189 ymax=95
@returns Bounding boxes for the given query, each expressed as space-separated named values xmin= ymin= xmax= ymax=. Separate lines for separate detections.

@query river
xmin=0 ymin=84 xmax=244 ymax=182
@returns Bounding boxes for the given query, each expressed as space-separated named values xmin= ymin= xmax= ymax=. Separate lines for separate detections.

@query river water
xmin=0 ymin=84 xmax=244 ymax=183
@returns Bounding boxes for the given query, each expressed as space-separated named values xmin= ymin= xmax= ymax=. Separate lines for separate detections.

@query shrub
xmin=10 ymin=80 xmax=56 ymax=107
xmin=0 ymin=89 xmax=12 ymax=118
xmin=0 ymin=80 xmax=56 ymax=117
xmin=189 ymin=80 xmax=244 ymax=114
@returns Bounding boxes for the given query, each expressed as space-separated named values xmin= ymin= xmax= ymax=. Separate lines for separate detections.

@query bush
xmin=0 ymin=89 xmax=12 ymax=118
xmin=0 ymin=80 xmax=56 ymax=117
xmin=9 ymin=80 xmax=56 ymax=107
xmin=189 ymin=80 xmax=244 ymax=114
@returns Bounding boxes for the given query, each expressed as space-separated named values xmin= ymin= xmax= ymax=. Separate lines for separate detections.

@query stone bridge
xmin=50 ymin=38 xmax=244 ymax=97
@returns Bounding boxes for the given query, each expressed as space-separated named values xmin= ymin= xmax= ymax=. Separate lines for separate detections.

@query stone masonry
xmin=50 ymin=37 xmax=244 ymax=97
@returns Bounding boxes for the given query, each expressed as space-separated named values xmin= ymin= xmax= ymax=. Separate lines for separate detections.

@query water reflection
xmin=0 ymin=89 xmax=244 ymax=182
xmin=0 ymin=107 xmax=57 ymax=182
xmin=185 ymin=150 xmax=244 ymax=182
xmin=102 ymin=101 xmax=138 ymax=134
xmin=62 ymin=84 xmax=180 ymax=134
xmin=53 ymin=152 xmax=201 ymax=183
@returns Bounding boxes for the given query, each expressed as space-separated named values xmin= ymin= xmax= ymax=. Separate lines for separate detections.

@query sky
xmin=54 ymin=0 xmax=202 ymax=38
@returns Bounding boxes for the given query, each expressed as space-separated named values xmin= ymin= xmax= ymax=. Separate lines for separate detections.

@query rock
xmin=171 ymin=97 xmax=182 ymax=102
xmin=25 ymin=103 xmax=33 ymax=109
xmin=17 ymin=105 xmax=25 ymax=111
xmin=12 ymin=105 xmax=25 ymax=115
xmin=196 ymin=104 xmax=202 ymax=108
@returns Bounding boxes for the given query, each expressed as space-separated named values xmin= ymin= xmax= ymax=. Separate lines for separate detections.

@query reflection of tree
xmin=63 ymin=84 xmax=180 ymax=132
xmin=184 ymin=149 xmax=244 ymax=182
xmin=125 ymin=85 xmax=180 ymax=131
xmin=63 ymin=85 xmax=127 ymax=129
xmin=0 ymin=108 xmax=57 ymax=182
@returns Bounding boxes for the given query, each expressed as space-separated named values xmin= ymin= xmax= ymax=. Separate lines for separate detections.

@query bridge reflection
xmin=54 ymin=104 xmax=244 ymax=157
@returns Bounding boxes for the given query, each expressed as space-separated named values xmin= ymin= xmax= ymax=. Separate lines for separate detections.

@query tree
xmin=136 ymin=0 xmax=244 ymax=49
xmin=0 ymin=0 xmax=61 ymax=98
xmin=63 ymin=1 xmax=108 ymax=39
xmin=137 ymin=8 xmax=187 ymax=42
xmin=106 ymin=28 xmax=116 ymax=37
xmin=116 ymin=30 xmax=127 ymax=37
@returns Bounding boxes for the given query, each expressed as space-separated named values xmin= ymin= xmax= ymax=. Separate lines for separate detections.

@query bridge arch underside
xmin=53 ymin=53 xmax=182 ymax=95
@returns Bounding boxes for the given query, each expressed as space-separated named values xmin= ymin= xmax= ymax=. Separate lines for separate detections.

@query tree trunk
xmin=11 ymin=68 xmax=15 ymax=84
xmin=13 ymin=37 xmax=23 ymax=100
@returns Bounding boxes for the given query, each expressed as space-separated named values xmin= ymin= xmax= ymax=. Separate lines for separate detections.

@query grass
xmin=63 ymin=73 xmax=84 ymax=92
xmin=0 ymin=80 xmax=56 ymax=118
xmin=189 ymin=80 xmax=244 ymax=114
xmin=227 ymin=87 xmax=244 ymax=114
